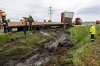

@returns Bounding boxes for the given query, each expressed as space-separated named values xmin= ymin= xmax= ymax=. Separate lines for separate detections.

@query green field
xmin=82 ymin=22 xmax=96 ymax=25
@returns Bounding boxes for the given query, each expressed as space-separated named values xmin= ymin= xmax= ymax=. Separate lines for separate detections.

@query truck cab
xmin=75 ymin=17 xmax=82 ymax=25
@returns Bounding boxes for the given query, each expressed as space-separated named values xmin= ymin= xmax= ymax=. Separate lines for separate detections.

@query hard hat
xmin=29 ymin=14 xmax=32 ymax=17
xmin=90 ymin=23 xmax=93 ymax=25
xmin=8 ymin=18 xmax=10 ymax=20
xmin=2 ymin=13 xmax=7 ymax=16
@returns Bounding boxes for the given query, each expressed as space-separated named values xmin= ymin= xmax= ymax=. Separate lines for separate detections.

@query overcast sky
xmin=0 ymin=0 xmax=100 ymax=22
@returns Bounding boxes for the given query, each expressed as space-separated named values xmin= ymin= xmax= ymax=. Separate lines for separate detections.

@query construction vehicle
xmin=75 ymin=17 xmax=82 ymax=25
xmin=96 ymin=20 xmax=100 ymax=24
xmin=61 ymin=11 xmax=74 ymax=26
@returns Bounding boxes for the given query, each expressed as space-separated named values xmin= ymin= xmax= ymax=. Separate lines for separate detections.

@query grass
xmin=67 ymin=24 xmax=100 ymax=66
xmin=0 ymin=31 xmax=33 ymax=54
xmin=47 ymin=24 xmax=100 ymax=66
xmin=3 ymin=46 xmax=32 ymax=56
xmin=0 ymin=31 xmax=32 ymax=43
xmin=50 ymin=31 xmax=57 ymax=37
xmin=0 ymin=32 xmax=49 ymax=56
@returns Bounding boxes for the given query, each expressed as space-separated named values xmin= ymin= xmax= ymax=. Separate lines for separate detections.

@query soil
xmin=0 ymin=28 xmax=73 ymax=66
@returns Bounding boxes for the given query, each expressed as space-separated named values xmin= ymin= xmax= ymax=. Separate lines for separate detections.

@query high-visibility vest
xmin=90 ymin=25 xmax=96 ymax=34
xmin=2 ymin=13 xmax=6 ymax=16
xmin=22 ymin=19 xmax=27 ymax=25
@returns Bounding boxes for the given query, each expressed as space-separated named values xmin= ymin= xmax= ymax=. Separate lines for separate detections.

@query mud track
xmin=0 ymin=28 xmax=74 ymax=66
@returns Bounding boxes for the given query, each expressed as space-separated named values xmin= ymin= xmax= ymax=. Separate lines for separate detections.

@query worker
xmin=90 ymin=23 xmax=96 ymax=42
xmin=44 ymin=20 xmax=46 ymax=22
xmin=2 ymin=13 xmax=7 ymax=33
xmin=2 ymin=15 xmax=7 ymax=33
xmin=5 ymin=19 xmax=10 ymax=33
xmin=2 ymin=13 xmax=6 ymax=22
xmin=7 ymin=18 xmax=10 ymax=22
xmin=27 ymin=14 xmax=34 ymax=31
xmin=22 ymin=17 xmax=27 ymax=36
xmin=48 ymin=20 xmax=51 ymax=22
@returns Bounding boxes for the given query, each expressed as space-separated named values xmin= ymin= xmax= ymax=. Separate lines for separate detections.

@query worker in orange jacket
xmin=22 ymin=17 xmax=27 ymax=36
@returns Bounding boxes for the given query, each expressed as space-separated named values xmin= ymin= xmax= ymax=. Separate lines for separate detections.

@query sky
xmin=0 ymin=0 xmax=100 ymax=22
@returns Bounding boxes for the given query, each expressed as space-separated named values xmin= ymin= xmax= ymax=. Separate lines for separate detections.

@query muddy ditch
xmin=0 ymin=29 xmax=74 ymax=66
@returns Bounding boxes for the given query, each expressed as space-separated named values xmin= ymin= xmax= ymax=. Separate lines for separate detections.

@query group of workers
xmin=21 ymin=14 xmax=34 ymax=36
xmin=0 ymin=12 xmax=96 ymax=42
xmin=0 ymin=12 xmax=34 ymax=35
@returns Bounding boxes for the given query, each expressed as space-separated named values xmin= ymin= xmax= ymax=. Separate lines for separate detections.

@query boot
xmin=91 ymin=40 xmax=94 ymax=42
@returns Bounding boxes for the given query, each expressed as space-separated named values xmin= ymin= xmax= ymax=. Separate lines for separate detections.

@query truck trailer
xmin=61 ymin=11 xmax=74 ymax=26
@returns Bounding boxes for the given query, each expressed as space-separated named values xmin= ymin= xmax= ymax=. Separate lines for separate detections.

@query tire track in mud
xmin=0 ymin=35 xmax=32 ymax=55
xmin=0 ymin=29 xmax=74 ymax=66
xmin=15 ymin=30 xmax=74 ymax=66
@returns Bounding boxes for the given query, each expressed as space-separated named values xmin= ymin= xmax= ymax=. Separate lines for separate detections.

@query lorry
xmin=96 ymin=20 xmax=100 ymax=24
xmin=61 ymin=11 xmax=74 ymax=26
xmin=75 ymin=17 xmax=82 ymax=25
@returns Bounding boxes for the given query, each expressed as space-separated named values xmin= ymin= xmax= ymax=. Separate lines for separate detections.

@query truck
xmin=75 ymin=17 xmax=82 ymax=25
xmin=96 ymin=20 xmax=100 ymax=24
xmin=61 ymin=11 xmax=74 ymax=26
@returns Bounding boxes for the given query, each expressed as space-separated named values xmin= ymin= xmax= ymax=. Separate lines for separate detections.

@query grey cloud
xmin=76 ymin=5 xmax=100 ymax=15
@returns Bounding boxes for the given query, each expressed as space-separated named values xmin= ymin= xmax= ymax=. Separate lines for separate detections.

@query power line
xmin=48 ymin=6 xmax=54 ymax=22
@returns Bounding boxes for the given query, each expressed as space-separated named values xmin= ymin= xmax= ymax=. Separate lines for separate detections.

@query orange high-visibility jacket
xmin=22 ymin=19 xmax=27 ymax=25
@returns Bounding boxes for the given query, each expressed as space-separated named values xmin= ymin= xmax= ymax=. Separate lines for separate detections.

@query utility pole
xmin=48 ymin=6 xmax=54 ymax=22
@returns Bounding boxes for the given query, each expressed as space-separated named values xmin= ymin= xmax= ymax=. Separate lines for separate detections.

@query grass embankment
xmin=47 ymin=25 xmax=100 ymax=66
xmin=67 ymin=25 xmax=100 ymax=66
xmin=0 ymin=31 xmax=32 ymax=43
xmin=0 ymin=31 xmax=58 ymax=57
xmin=0 ymin=31 xmax=32 ymax=56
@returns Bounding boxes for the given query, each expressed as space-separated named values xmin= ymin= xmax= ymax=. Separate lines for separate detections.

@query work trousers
xmin=23 ymin=26 xmax=27 ymax=36
xmin=28 ymin=23 xmax=32 ymax=31
xmin=3 ymin=25 xmax=10 ymax=33
xmin=3 ymin=25 xmax=6 ymax=33
xmin=2 ymin=16 xmax=5 ymax=23
xmin=91 ymin=34 xmax=94 ymax=42
xmin=7 ymin=27 xmax=10 ymax=32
